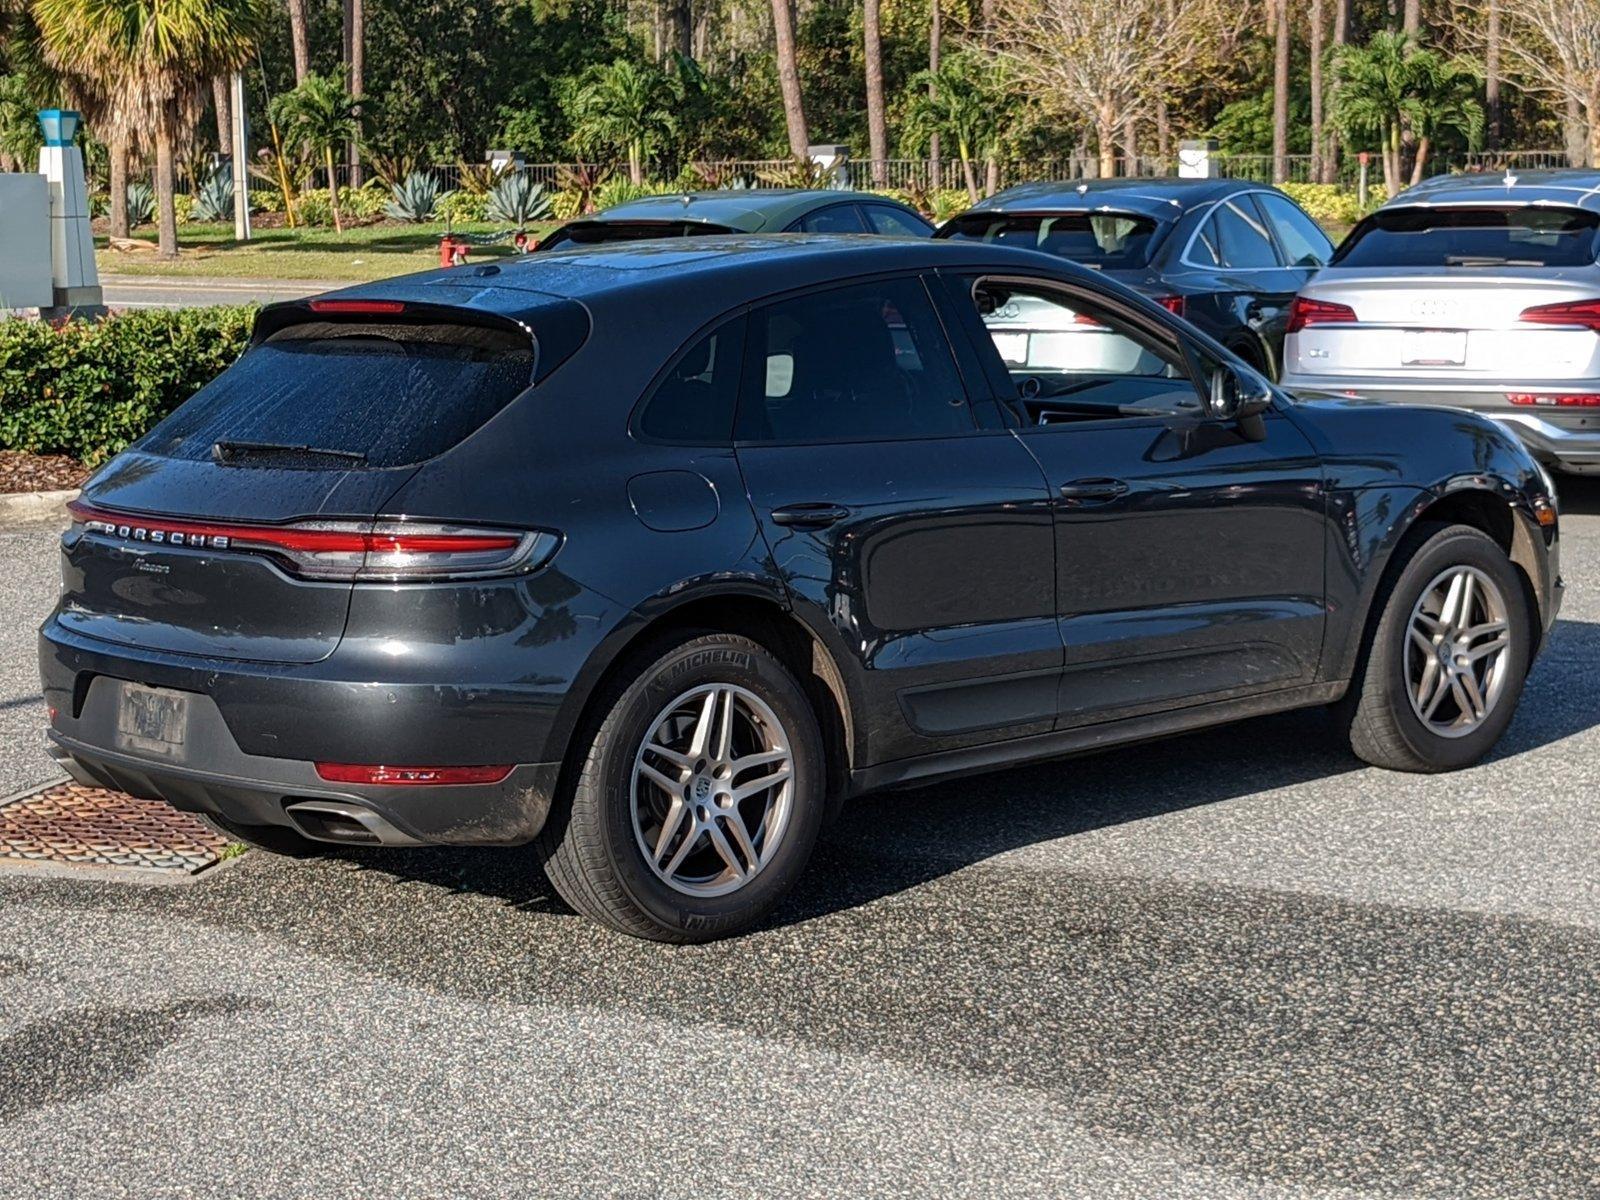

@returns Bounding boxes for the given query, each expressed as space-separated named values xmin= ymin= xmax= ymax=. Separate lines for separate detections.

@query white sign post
xmin=36 ymin=109 xmax=105 ymax=318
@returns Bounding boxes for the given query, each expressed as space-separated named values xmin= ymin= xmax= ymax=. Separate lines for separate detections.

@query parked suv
xmin=1281 ymin=169 xmax=1600 ymax=475
xmin=42 ymin=237 xmax=1560 ymax=941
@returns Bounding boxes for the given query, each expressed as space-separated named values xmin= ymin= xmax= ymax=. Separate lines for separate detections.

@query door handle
xmin=770 ymin=503 xmax=852 ymax=528
xmin=1058 ymin=478 xmax=1129 ymax=505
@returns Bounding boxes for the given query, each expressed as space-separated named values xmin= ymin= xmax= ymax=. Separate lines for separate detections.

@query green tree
xmin=270 ymin=71 xmax=361 ymax=232
xmin=565 ymin=57 xmax=677 ymax=185
xmin=903 ymin=50 xmax=999 ymax=202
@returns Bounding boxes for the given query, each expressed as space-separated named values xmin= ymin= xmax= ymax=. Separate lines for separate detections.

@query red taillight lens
xmin=314 ymin=763 xmax=513 ymax=786
xmin=1154 ymin=295 xmax=1186 ymax=318
xmin=1072 ymin=309 xmax=1107 ymax=328
xmin=1286 ymin=296 xmax=1358 ymax=333
xmin=1517 ymin=298 xmax=1600 ymax=331
xmin=68 ymin=501 xmax=556 ymax=582
xmin=1507 ymin=392 xmax=1600 ymax=407
xmin=307 ymin=299 xmax=407 ymax=315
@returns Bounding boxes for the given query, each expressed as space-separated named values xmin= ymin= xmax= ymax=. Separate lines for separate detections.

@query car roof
xmin=952 ymin=176 xmax=1256 ymax=222
xmin=1382 ymin=169 xmax=1600 ymax=212
xmin=576 ymin=189 xmax=898 ymax=232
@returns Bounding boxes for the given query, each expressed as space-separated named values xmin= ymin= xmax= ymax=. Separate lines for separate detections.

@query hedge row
xmin=0 ymin=306 xmax=256 ymax=466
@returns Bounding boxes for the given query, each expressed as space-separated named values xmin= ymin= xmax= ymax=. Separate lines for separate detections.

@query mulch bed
xmin=0 ymin=450 xmax=90 ymax=495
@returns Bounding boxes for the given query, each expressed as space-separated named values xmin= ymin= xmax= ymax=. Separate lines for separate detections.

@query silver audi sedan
xmin=1281 ymin=169 xmax=1600 ymax=474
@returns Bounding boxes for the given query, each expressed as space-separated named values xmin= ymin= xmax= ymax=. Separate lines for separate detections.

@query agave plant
xmin=486 ymin=173 xmax=552 ymax=225
xmin=192 ymin=167 xmax=235 ymax=223
xmin=384 ymin=170 xmax=442 ymax=222
xmin=124 ymin=181 xmax=155 ymax=227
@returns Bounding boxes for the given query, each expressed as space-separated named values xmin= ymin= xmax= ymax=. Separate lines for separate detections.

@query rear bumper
xmin=1281 ymin=376 xmax=1600 ymax=473
xmin=39 ymin=621 xmax=563 ymax=846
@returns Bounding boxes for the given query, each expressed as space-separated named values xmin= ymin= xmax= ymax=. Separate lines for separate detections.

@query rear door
xmin=734 ymin=274 xmax=1060 ymax=764
xmin=1184 ymin=193 xmax=1306 ymax=375
xmin=938 ymin=271 xmax=1328 ymax=728
xmin=59 ymin=308 xmax=539 ymax=664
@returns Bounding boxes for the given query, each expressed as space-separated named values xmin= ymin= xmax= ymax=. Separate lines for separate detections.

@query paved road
xmin=99 ymin=274 xmax=340 ymax=309
xmin=1 ymin=483 xmax=1598 ymax=1199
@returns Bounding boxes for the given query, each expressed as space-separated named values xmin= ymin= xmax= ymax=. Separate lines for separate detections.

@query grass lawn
xmin=95 ymin=221 xmax=563 ymax=282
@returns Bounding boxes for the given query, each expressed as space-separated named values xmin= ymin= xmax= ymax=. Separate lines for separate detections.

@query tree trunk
xmin=985 ymin=158 xmax=999 ymax=196
xmin=212 ymin=76 xmax=232 ymax=158
xmin=1121 ymin=113 xmax=1138 ymax=175
xmin=770 ymin=0 xmax=809 ymax=160
xmin=1402 ymin=0 xmax=1420 ymax=34
xmin=1272 ymin=0 xmax=1290 ymax=184
xmin=929 ymin=0 xmax=942 ymax=190
xmin=1309 ymin=0 xmax=1324 ymax=182
xmin=108 ymin=138 xmax=129 ymax=240
xmin=1590 ymin=89 xmax=1600 ymax=170
xmin=864 ymin=0 xmax=887 ymax=188
xmin=346 ymin=0 xmax=364 ymax=186
xmin=1383 ymin=123 xmax=1400 ymax=196
xmin=287 ymin=0 xmax=311 ymax=83
xmin=1096 ymin=107 xmax=1116 ymax=179
xmin=155 ymin=107 xmax=178 ymax=260
xmin=1485 ymin=0 xmax=1501 ymax=150
xmin=1409 ymin=134 xmax=1430 ymax=185
xmin=669 ymin=0 xmax=692 ymax=58
xmin=1565 ymin=94 xmax=1588 ymax=167
xmin=959 ymin=140 xmax=980 ymax=203
xmin=325 ymin=146 xmax=344 ymax=232
xmin=1326 ymin=0 xmax=1350 ymax=183
xmin=630 ymin=141 xmax=644 ymax=185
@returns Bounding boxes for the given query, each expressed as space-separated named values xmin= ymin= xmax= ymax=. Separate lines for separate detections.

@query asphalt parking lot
xmin=1 ymin=483 xmax=1597 ymax=1200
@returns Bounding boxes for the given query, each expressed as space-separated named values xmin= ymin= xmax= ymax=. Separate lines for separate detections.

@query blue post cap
xmin=37 ymin=109 xmax=81 ymax=147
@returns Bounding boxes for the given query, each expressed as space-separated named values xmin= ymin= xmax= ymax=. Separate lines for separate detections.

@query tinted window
xmin=796 ymin=204 xmax=868 ymax=234
xmin=1256 ymin=193 xmax=1333 ymax=267
xmin=1331 ymin=205 xmax=1600 ymax=267
xmin=1192 ymin=197 xmax=1279 ymax=269
xmin=863 ymin=204 xmax=933 ymax=237
xmin=638 ymin=321 xmax=743 ymax=443
xmin=136 ymin=321 xmax=534 ymax=469
xmin=737 ymin=278 xmax=971 ymax=442
xmin=542 ymin=220 xmax=732 ymax=249
xmin=941 ymin=213 xmax=1161 ymax=269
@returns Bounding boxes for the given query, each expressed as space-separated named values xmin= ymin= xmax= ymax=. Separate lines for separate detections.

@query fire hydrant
xmin=438 ymin=235 xmax=469 ymax=267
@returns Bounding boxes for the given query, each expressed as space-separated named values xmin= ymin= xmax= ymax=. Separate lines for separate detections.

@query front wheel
xmin=1339 ymin=522 xmax=1531 ymax=772
xmin=537 ymin=632 xmax=827 ymax=942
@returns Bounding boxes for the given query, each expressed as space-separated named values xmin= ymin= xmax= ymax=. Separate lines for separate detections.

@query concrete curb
xmin=0 ymin=488 xmax=77 ymax=529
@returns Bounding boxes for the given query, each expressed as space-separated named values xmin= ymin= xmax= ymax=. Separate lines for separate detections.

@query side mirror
xmin=1208 ymin=363 xmax=1274 ymax=423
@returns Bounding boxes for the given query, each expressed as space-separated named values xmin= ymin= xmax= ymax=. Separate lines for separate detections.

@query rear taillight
xmin=1507 ymin=392 xmax=1600 ymax=407
xmin=1153 ymin=295 xmax=1186 ymax=318
xmin=1072 ymin=310 xmax=1107 ymax=328
xmin=315 ymin=762 xmax=513 ymax=785
xmin=1286 ymin=296 xmax=1358 ymax=333
xmin=307 ymin=299 xmax=407 ymax=315
xmin=1517 ymin=298 xmax=1600 ymax=331
xmin=67 ymin=501 xmax=557 ymax=582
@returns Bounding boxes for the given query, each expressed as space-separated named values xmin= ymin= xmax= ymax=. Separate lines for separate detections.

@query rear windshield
xmin=542 ymin=220 xmax=734 ymax=249
xmin=940 ymin=212 xmax=1162 ymax=269
xmin=1332 ymin=205 xmax=1600 ymax=268
xmin=134 ymin=320 xmax=535 ymax=469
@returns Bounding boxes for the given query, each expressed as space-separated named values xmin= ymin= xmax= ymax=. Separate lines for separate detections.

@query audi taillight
xmin=1517 ymin=298 xmax=1600 ymax=331
xmin=1286 ymin=296 xmax=1358 ymax=333
xmin=1153 ymin=295 xmax=1186 ymax=318
xmin=67 ymin=501 xmax=557 ymax=582
xmin=1507 ymin=392 xmax=1600 ymax=407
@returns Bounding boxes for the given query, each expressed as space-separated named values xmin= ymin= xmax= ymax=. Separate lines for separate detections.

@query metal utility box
xmin=0 ymin=173 xmax=54 ymax=309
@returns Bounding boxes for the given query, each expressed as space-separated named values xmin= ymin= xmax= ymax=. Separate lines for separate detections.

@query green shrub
xmin=341 ymin=182 xmax=389 ymax=222
xmin=385 ymin=171 xmax=443 ymax=222
xmin=551 ymin=187 xmax=586 ymax=220
xmin=173 ymin=193 xmax=196 ymax=225
xmin=929 ymin=188 xmax=972 ymax=223
xmin=125 ymin=181 xmax=154 ymax=227
xmin=295 ymin=190 xmax=334 ymax=226
xmin=0 ymin=306 xmax=257 ymax=465
xmin=436 ymin=189 xmax=489 ymax=223
xmin=1276 ymin=182 xmax=1384 ymax=227
xmin=192 ymin=168 xmax=234 ymax=222
xmin=486 ymin=173 xmax=552 ymax=225
xmin=593 ymin=177 xmax=675 ymax=211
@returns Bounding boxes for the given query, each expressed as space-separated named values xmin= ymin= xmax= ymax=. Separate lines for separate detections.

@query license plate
xmin=990 ymin=330 xmax=1029 ymax=365
xmin=116 ymin=683 xmax=189 ymax=758
xmin=1402 ymin=329 xmax=1466 ymax=366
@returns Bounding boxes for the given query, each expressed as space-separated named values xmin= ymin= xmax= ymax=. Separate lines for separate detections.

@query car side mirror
xmin=1208 ymin=363 xmax=1273 ymax=424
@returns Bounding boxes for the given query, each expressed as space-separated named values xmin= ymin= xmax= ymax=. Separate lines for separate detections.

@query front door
xmin=733 ymin=274 xmax=1060 ymax=765
xmin=938 ymin=271 xmax=1329 ymax=729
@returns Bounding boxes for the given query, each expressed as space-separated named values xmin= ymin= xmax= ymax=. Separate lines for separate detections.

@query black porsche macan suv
xmin=41 ymin=236 xmax=1562 ymax=941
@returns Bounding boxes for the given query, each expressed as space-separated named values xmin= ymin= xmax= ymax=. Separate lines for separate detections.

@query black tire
xmin=1337 ymin=522 xmax=1532 ymax=772
xmin=536 ymin=631 xmax=827 ymax=942
xmin=200 ymin=813 xmax=321 ymax=857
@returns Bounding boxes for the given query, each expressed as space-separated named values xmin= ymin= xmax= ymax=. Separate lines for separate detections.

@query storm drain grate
xmin=0 ymin=782 xmax=228 ymax=874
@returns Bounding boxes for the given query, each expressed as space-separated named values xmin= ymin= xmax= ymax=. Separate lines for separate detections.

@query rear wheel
xmin=537 ymin=632 xmax=827 ymax=942
xmin=1339 ymin=523 xmax=1531 ymax=772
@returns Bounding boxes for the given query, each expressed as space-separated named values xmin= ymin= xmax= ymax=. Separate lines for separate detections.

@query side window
xmin=796 ymin=204 xmax=868 ymax=234
xmin=1255 ymin=192 xmax=1334 ymax=267
xmin=863 ymin=204 xmax=933 ymax=237
xmin=1193 ymin=197 xmax=1279 ymax=269
xmin=736 ymin=277 xmax=973 ymax=442
xmin=960 ymin=279 xmax=1202 ymax=423
xmin=637 ymin=319 xmax=744 ymax=443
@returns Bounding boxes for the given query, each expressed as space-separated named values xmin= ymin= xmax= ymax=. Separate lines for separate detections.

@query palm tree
xmin=904 ymin=51 xmax=998 ymax=203
xmin=864 ymin=0 xmax=887 ymax=187
xmin=270 ymin=71 xmax=360 ymax=232
xmin=565 ymin=58 xmax=676 ymax=186
xmin=342 ymin=0 xmax=363 ymax=185
xmin=769 ymin=0 xmax=808 ymax=161
xmin=33 ymin=0 xmax=268 ymax=260
xmin=1271 ymin=0 xmax=1290 ymax=183
xmin=286 ymin=0 xmax=309 ymax=83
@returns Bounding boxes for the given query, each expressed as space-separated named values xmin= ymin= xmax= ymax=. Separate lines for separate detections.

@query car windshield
xmin=1332 ymin=205 xmax=1600 ymax=268
xmin=543 ymin=220 xmax=735 ymax=249
xmin=941 ymin=212 xmax=1162 ymax=269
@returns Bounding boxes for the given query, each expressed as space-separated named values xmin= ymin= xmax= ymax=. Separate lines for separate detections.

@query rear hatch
xmin=938 ymin=209 xmax=1168 ymax=272
xmin=58 ymin=300 xmax=545 ymax=664
xmin=1288 ymin=204 xmax=1600 ymax=381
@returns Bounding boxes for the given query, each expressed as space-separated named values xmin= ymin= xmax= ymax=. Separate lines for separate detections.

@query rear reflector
xmin=68 ymin=501 xmax=556 ymax=582
xmin=1518 ymin=298 xmax=1600 ymax=331
xmin=315 ymin=763 xmax=513 ymax=786
xmin=1154 ymin=295 xmax=1186 ymax=318
xmin=1286 ymin=296 xmax=1358 ymax=333
xmin=305 ymin=299 xmax=406 ymax=315
xmin=1507 ymin=392 xmax=1600 ymax=407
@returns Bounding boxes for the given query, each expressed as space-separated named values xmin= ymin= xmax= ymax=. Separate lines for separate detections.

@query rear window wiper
xmin=212 ymin=440 xmax=367 ymax=465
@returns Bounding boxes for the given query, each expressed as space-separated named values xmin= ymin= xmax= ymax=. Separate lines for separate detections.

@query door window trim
xmin=628 ymin=312 xmax=750 ymax=447
xmin=1179 ymin=190 xmax=1304 ymax=272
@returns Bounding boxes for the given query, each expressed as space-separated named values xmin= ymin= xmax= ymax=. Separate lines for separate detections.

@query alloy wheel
xmin=1404 ymin=565 xmax=1513 ymax=739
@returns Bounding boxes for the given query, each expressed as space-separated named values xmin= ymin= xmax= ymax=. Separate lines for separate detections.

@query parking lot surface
xmin=1 ymin=483 xmax=1597 ymax=1199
